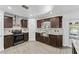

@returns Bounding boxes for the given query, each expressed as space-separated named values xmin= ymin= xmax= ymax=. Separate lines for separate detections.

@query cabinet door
xmin=4 ymin=16 xmax=13 ymax=28
xmin=36 ymin=33 xmax=40 ymax=41
xmin=37 ymin=20 xmax=43 ymax=28
xmin=50 ymin=17 xmax=59 ymax=28
xmin=43 ymin=37 xmax=49 ymax=44
xmin=49 ymin=35 xmax=62 ymax=47
xmin=49 ymin=35 xmax=57 ymax=47
xmin=50 ymin=16 xmax=62 ymax=28
xmin=39 ymin=36 xmax=44 ymax=42
xmin=56 ymin=35 xmax=62 ymax=47
xmin=21 ymin=19 xmax=28 ymax=28
xmin=36 ymin=33 xmax=44 ymax=42
xmin=24 ymin=33 xmax=28 ymax=41
xmin=4 ymin=35 xmax=14 ymax=49
xmin=59 ymin=16 xmax=62 ymax=28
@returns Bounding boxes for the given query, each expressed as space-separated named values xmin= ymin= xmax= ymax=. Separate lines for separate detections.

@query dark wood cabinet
xmin=36 ymin=33 xmax=44 ymax=42
xmin=56 ymin=36 xmax=62 ymax=47
xmin=50 ymin=16 xmax=62 ymax=28
xmin=21 ymin=19 xmax=28 ymax=28
xmin=36 ymin=33 xmax=41 ymax=41
xmin=36 ymin=16 xmax=63 ymax=48
xmin=4 ymin=33 xmax=29 ymax=49
xmin=4 ymin=35 xmax=14 ymax=49
xmin=43 ymin=36 xmax=49 ymax=44
xmin=23 ymin=33 xmax=29 ymax=41
xmin=43 ymin=18 xmax=50 ymax=22
xmin=49 ymin=35 xmax=62 ymax=47
xmin=4 ymin=16 xmax=13 ymax=28
xmin=37 ymin=20 xmax=43 ymax=28
xmin=49 ymin=35 xmax=57 ymax=47
xmin=36 ymin=33 xmax=63 ymax=48
xmin=39 ymin=36 xmax=44 ymax=43
xmin=37 ymin=16 xmax=62 ymax=28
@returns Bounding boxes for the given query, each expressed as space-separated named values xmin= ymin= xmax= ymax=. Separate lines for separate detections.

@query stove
xmin=12 ymin=30 xmax=24 ymax=45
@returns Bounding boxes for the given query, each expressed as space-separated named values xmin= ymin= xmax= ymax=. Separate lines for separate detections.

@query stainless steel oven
xmin=12 ymin=30 xmax=24 ymax=45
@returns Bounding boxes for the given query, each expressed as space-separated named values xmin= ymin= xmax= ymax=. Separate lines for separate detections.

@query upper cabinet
xmin=43 ymin=18 xmax=50 ymax=22
xmin=50 ymin=16 xmax=62 ymax=28
xmin=4 ymin=16 xmax=13 ymax=28
xmin=37 ymin=16 xmax=62 ymax=28
xmin=21 ymin=19 xmax=28 ymax=28
xmin=37 ymin=20 xmax=43 ymax=28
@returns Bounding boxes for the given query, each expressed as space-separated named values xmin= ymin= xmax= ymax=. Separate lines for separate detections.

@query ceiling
xmin=37 ymin=5 xmax=79 ymax=19
xmin=52 ymin=5 xmax=79 ymax=15
xmin=0 ymin=5 xmax=53 ymax=18
xmin=0 ymin=5 xmax=79 ymax=19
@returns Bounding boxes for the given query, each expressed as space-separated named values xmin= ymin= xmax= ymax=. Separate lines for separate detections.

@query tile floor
xmin=0 ymin=41 xmax=72 ymax=54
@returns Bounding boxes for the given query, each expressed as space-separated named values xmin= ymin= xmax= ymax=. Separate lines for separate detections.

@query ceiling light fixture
xmin=30 ymin=15 xmax=33 ymax=16
xmin=50 ymin=11 xmax=53 ymax=14
xmin=8 ymin=6 xmax=12 ymax=10
xmin=22 ymin=5 xmax=29 ymax=9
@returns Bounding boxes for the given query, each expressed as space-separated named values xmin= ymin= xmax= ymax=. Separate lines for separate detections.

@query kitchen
xmin=0 ymin=5 xmax=79 ymax=54
xmin=4 ymin=12 xmax=29 ymax=48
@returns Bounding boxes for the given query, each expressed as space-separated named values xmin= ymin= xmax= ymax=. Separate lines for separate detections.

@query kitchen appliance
xmin=69 ymin=23 xmax=79 ymax=35
xmin=12 ymin=30 xmax=24 ymax=45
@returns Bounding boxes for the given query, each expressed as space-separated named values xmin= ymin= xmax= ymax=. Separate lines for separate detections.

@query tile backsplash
xmin=4 ymin=28 xmax=13 ymax=35
xmin=4 ymin=28 xmax=29 ymax=35
xmin=36 ymin=28 xmax=63 ymax=35
xmin=48 ymin=28 xmax=63 ymax=35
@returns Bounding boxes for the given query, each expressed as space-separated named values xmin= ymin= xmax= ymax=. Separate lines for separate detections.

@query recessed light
xmin=30 ymin=15 xmax=33 ymax=17
xmin=8 ymin=6 xmax=12 ymax=10
xmin=50 ymin=11 xmax=53 ymax=14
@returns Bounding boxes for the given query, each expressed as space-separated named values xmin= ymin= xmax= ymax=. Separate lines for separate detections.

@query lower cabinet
xmin=4 ymin=35 xmax=14 ymax=49
xmin=49 ymin=35 xmax=62 ymax=47
xmin=42 ymin=36 xmax=49 ymax=44
xmin=36 ymin=33 xmax=41 ymax=41
xmin=36 ymin=33 xmax=63 ymax=48
xmin=36 ymin=33 xmax=44 ymax=42
xmin=49 ymin=35 xmax=57 ymax=47
xmin=23 ymin=33 xmax=29 ymax=41
xmin=4 ymin=33 xmax=29 ymax=49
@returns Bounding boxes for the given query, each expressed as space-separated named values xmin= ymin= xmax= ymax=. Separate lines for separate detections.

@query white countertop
xmin=36 ymin=28 xmax=63 ymax=35
xmin=4 ymin=31 xmax=28 ymax=36
xmin=4 ymin=33 xmax=13 ymax=36
xmin=4 ymin=28 xmax=29 ymax=36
